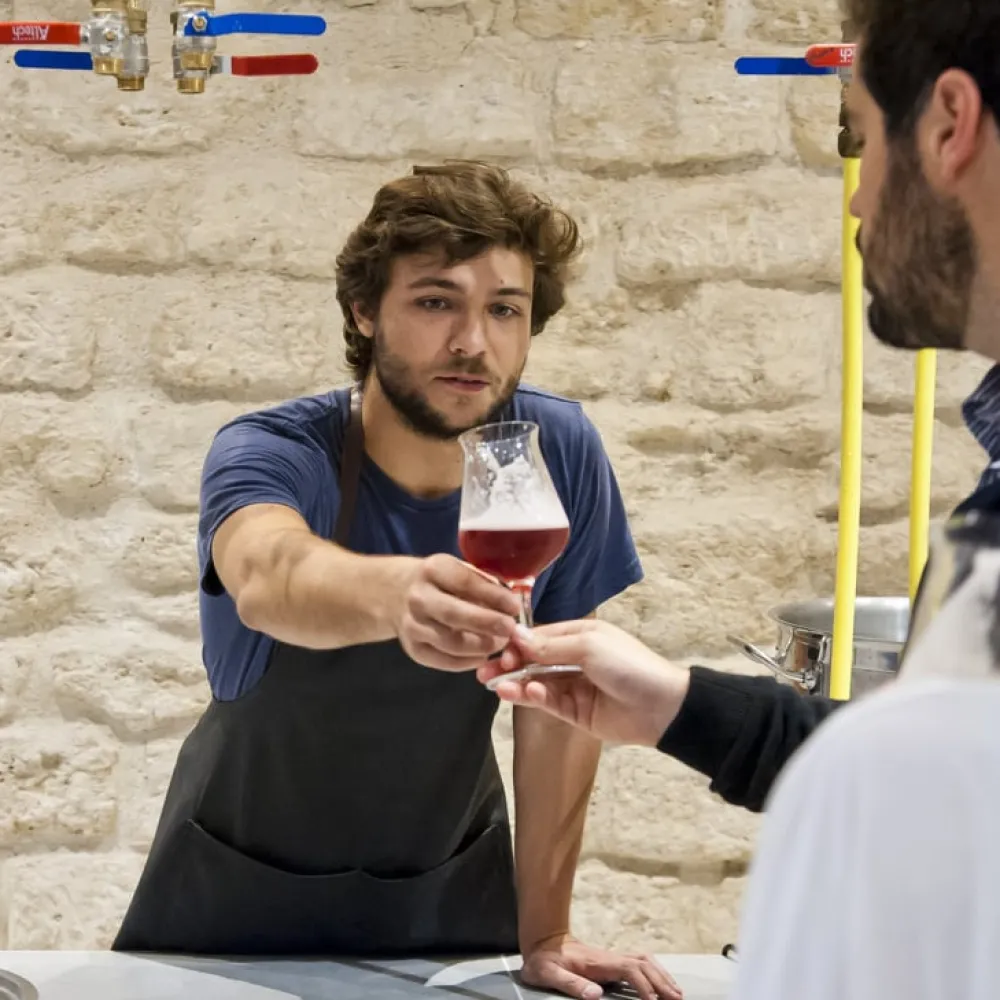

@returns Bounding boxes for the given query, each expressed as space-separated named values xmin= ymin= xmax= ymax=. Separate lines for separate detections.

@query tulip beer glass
xmin=458 ymin=420 xmax=582 ymax=684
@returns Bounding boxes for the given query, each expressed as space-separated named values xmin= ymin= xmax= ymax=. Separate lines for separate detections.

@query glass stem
xmin=512 ymin=579 xmax=534 ymax=631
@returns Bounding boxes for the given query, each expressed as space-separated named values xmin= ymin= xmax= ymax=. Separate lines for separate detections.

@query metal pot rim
xmin=766 ymin=595 xmax=910 ymax=645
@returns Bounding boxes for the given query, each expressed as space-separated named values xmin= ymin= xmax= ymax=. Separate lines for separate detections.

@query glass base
xmin=485 ymin=664 xmax=582 ymax=691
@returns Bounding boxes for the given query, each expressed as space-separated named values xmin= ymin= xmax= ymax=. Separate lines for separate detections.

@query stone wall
xmin=0 ymin=0 xmax=991 ymax=956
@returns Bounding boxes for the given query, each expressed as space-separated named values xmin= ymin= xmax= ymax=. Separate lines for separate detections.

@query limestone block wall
xmin=0 ymin=0 xmax=991 ymax=953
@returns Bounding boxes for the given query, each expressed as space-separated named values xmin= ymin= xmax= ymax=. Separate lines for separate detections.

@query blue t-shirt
xmin=197 ymin=384 xmax=643 ymax=701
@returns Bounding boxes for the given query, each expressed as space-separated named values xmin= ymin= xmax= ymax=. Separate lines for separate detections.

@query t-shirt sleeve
xmin=197 ymin=416 xmax=329 ymax=597
xmin=533 ymin=412 xmax=643 ymax=624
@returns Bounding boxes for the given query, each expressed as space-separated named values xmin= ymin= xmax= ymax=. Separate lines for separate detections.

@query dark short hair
xmin=334 ymin=160 xmax=582 ymax=382
xmin=846 ymin=0 xmax=1000 ymax=137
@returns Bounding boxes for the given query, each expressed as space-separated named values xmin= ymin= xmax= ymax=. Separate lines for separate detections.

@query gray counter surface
xmin=0 ymin=952 xmax=735 ymax=999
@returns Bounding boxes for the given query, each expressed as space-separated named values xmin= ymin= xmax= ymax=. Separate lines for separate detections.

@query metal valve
xmin=733 ymin=38 xmax=859 ymax=160
xmin=0 ymin=1 xmax=325 ymax=93
xmin=170 ymin=2 xmax=325 ymax=94
xmin=733 ymin=46 xmax=851 ymax=78
xmin=92 ymin=0 xmax=150 ymax=90
xmin=0 ymin=1 xmax=149 ymax=90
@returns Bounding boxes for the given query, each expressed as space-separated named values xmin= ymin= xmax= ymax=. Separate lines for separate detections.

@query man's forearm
xmin=512 ymin=705 xmax=602 ymax=952
xmin=235 ymin=528 xmax=413 ymax=649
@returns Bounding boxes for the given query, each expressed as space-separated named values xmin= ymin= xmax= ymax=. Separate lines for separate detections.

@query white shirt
xmin=730 ymin=543 xmax=1000 ymax=1000
xmin=729 ymin=678 xmax=1000 ymax=1000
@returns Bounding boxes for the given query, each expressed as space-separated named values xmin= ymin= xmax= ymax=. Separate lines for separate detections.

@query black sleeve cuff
xmin=656 ymin=666 xmax=757 ymax=780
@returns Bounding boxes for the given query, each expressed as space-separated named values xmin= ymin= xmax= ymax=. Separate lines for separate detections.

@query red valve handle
xmin=227 ymin=53 xmax=319 ymax=76
xmin=805 ymin=43 xmax=855 ymax=69
xmin=0 ymin=21 xmax=82 ymax=45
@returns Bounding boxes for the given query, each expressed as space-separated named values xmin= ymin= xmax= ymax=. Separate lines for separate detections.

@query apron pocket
xmin=144 ymin=817 xmax=517 ymax=956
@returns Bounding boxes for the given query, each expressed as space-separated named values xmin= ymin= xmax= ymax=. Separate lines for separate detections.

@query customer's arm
xmin=656 ymin=667 xmax=843 ymax=812
xmin=480 ymin=620 xmax=844 ymax=814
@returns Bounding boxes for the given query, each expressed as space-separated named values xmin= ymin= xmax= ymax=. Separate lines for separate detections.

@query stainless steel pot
xmin=728 ymin=596 xmax=909 ymax=699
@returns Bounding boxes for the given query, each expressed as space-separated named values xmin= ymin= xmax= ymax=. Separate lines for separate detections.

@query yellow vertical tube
xmin=908 ymin=350 xmax=936 ymax=600
xmin=830 ymin=156 xmax=863 ymax=701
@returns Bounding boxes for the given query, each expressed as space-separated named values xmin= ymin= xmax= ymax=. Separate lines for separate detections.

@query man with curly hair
xmin=114 ymin=161 xmax=679 ymax=1000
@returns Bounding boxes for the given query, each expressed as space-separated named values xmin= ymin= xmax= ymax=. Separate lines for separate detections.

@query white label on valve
xmin=11 ymin=24 xmax=50 ymax=41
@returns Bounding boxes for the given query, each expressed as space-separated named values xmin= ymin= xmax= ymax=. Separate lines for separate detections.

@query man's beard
xmin=861 ymin=140 xmax=977 ymax=352
xmin=372 ymin=330 xmax=521 ymax=440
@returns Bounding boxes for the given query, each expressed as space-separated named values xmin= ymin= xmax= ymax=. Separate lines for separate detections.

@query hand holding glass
xmin=458 ymin=420 xmax=582 ymax=688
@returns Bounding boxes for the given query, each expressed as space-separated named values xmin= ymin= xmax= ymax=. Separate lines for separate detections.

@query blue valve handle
xmin=184 ymin=12 xmax=326 ymax=37
xmin=734 ymin=56 xmax=835 ymax=76
xmin=14 ymin=49 xmax=92 ymax=70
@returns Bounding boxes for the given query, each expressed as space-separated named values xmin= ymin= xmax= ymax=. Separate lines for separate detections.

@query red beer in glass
xmin=458 ymin=523 xmax=569 ymax=584
xmin=458 ymin=420 xmax=581 ymax=684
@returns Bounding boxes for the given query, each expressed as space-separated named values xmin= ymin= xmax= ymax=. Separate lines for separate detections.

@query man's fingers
xmin=526 ymin=963 xmax=603 ymax=1000
xmin=427 ymin=619 xmax=505 ymax=657
xmin=407 ymin=618 xmax=505 ymax=660
xmin=492 ymin=679 xmax=581 ymax=725
xmin=618 ymin=965 xmax=656 ymax=1000
xmin=512 ymin=630 xmax=592 ymax=668
xmin=640 ymin=957 xmax=683 ymax=1000
xmin=500 ymin=643 xmax=528 ymax=671
xmin=426 ymin=557 xmax=522 ymax=617
xmin=407 ymin=639 xmax=492 ymax=672
xmin=475 ymin=659 xmax=521 ymax=685
xmin=412 ymin=587 xmax=516 ymax=641
xmin=492 ymin=678 xmax=553 ymax=705
xmin=476 ymin=662 xmax=502 ymax=684
xmin=488 ymin=680 xmax=534 ymax=706
xmin=613 ymin=957 xmax=682 ymax=1000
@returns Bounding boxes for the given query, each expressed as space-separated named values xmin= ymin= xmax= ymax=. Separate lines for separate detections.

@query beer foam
xmin=463 ymin=453 xmax=568 ymax=529
xmin=461 ymin=504 xmax=568 ymax=531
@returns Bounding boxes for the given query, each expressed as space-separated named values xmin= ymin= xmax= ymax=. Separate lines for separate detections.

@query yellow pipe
xmin=908 ymin=349 xmax=936 ymax=600
xmin=830 ymin=156 xmax=864 ymax=702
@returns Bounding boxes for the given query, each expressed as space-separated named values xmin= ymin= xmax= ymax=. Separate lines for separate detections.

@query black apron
xmin=113 ymin=386 xmax=519 ymax=957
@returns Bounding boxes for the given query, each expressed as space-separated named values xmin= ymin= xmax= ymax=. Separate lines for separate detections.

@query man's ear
xmin=351 ymin=304 xmax=375 ymax=339
xmin=919 ymin=68 xmax=984 ymax=189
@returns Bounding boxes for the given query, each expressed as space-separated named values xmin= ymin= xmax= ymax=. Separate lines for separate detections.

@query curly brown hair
xmin=334 ymin=161 xmax=583 ymax=382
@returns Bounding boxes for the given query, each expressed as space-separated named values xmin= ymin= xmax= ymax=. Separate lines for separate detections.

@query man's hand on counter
xmin=521 ymin=933 xmax=683 ymax=1000
xmin=476 ymin=619 xmax=690 ymax=747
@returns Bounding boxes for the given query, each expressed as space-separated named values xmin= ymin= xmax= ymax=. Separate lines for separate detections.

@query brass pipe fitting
xmin=170 ymin=0 xmax=217 ymax=94
xmin=88 ymin=0 xmax=149 ymax=90
xmin=119 ymin=0 xmax=149 ymax=91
